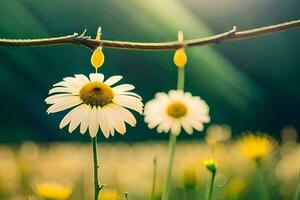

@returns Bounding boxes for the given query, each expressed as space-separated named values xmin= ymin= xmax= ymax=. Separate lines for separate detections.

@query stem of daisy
xmin=162 ymin=67 xmax=185 ymax=200
xmin=162 ymin=134 xmax=177 ymax=200
xmin=293 ymin=171 xmax=300 ymax=200
xmin=256 ymin=161 xmax=271 ymax=200
xmin=205 ymin=171 xmax=216 ymax=200
xmin=92 ymin=136 xmax=101 ymax=200
xmin=177 ymin=68 xmax=185 ymax=90
xmin=162 ymin=67 xmax=184 ymax=200
xmin=151 ymin=157 xmax=157 ymax=200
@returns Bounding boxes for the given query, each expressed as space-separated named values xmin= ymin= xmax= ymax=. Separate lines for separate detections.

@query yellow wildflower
xmin=98 ymin=189 xmax=120 ymax=200
xmin=238 ymin=133 xmax=276 ymax=161
xmin=203 ymin=158 xmax=217 ymax=173
xmin=35 ymin=181 xmax=72 ymax=200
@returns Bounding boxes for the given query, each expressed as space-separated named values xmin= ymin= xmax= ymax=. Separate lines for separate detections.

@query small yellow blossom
xmin=91 ymin=47 xmax=105 ymax=69
xmin=35 ymin=181 xmax=72 ymax=200
xmin=238 ymin=133 xmax=276 ymax=161
xmin=98 ymin=189 xmax=120 ymax=200
xmin=203 ymin=158 xmax=217 ymax=173
xmin=173 ymin=48 xmax=187 ymax=68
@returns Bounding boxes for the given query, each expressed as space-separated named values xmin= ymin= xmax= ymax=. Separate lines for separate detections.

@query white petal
xmin=49 ymin=87 xmax=77 ymax=94
xmin=114 ymin=95 xmax=143 ymax=114
xmin=54 ymin=80 xmax=80 ymax=91
xmin=59 ymin=104 xmax=85 ymax=129
xmin=155 ymin=92 xmax=169 ymax=100
xmin=75 ymin=74 xmax=90 ymax=84
xmin=113 ymin=84 xmax=135 ymax=92
xmin=102 ymin=107 xmax=117 ymax=137
xmin=104 ymin=75 xmax=123 ymax=86
xmin=171 ymin=120 xmax=181 ymax=135
xmin=169 ymin=90 xmax=184 ymax=100
xmin=187 ymin=117 xmax=204 ymax=132
xmin=46 ymin=95 xmax=80 ymax=105
xmin=97 ymin=107 xmax=110 ymax=138
xmin=110 ymin=126 xmax=115 ymax=136
xmin=144 ymin=100 xmax=166 ymax=116
xmin=63 ymin=77 xmax=85 ymax=91
xmin=181 ymin=119 xmax=193 ymax=135
xmin=104 ymin=105 xmax=126 ymax=135
xmin=111 ymin=104 xmax=137 ymax=127
xmin=89 ymin=73 xmax=104 ymax=82
xmin=193 ymin=114 xmax=210 ymax=123
xmin=145 ymin=115 xmax=164 ymax=129
xmin=163 ymin=119 xmax=173 ymax=133
xmin=156 ymin=119 xmax=171 ymax=133
xmin=47 ymin=97 xmax=82 ymax=113
xmin=68 ymin=105 xmax=86 ymax=133
xmin=115 ymin=91 xmax=142 ymax=99
xmin=88 ymin=107 xmax=99 ymax=137
xmin=80 ymin=106 xmax=90 ymax=134
xmin=45 ymin=94 xmax=76 ymax=104
xmin=53 ymin=81 xmax=65 ymax=87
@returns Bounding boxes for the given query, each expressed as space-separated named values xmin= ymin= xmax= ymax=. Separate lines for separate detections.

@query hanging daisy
xmin=144 ymin=90 xmax=210 ymax=135
xmin=45 ymin=73 xmax=143 ymax=138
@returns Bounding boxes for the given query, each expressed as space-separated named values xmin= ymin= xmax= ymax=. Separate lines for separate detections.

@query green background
xmin=0 ymin=0 xmax=299 ymax=142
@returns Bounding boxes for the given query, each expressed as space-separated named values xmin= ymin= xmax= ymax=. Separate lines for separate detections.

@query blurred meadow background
xmin=0 ymin=0 xmax=299 ymax=200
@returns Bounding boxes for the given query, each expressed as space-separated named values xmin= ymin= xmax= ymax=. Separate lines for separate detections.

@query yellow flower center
xmin=166 ymin=101 xmax=187 ymax=118
xmin=79 ymin=82 xmax=114 ymax=107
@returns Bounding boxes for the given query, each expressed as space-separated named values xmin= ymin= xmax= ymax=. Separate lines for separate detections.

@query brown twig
xmin=0 ymin=19 xmax=299 ymax=51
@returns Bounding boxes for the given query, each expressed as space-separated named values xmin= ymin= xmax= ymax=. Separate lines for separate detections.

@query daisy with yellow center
xmin=238 ymin=133 xmax=276 ymax=161
xmin=34 ymin=181 xmax=72 ymax=200
xmin=45 ymin=73 xmax=143 ymax=138
xmin=144 ymin=90 xmax=210 ymax=135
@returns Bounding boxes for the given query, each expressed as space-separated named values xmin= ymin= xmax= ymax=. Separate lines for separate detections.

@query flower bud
xmin=173 ymin=48 xmax=187 ymax=68
xmin=91 ymin=47 xmax=105 ymax=69
xmin=204 ymin=158 xmax=217 ymax=173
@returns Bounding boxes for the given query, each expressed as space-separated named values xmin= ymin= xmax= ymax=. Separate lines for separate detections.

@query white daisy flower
xmin=45 ymin=73 xmax=143 ymax=138
xmin=144 ymin=90 xmax=210 ymax=135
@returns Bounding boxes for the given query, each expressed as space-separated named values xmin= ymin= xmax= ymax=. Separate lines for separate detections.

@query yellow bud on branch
xmin=91 ymin=47 xmax=105 ymax=69
xmin=173 ymin=48 xmax=187 ymax=68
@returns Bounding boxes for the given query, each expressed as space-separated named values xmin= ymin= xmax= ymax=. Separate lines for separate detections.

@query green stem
xmin=92 ymin=136 xmax=100 ymax=200
xmin=205 ymin=172 xmax=216 ymax=200
xmin=151 ymin=157 xmax=157 ymax=200
xmin=177 ymin=68 xmax=185 ymax=90
xmin=294 ymin=171 xmax=300 ymax=200
xmin=162 ymin=67 xmax=185 ymax=200
xmin=162 ymin=134 xmax=177 ymax=200
xmin=256 ymin=161 xmax=271 ymax=200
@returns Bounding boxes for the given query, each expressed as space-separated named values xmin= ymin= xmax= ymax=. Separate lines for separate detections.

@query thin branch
xmin=0 ymin=19 xmax=299 ymax=51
